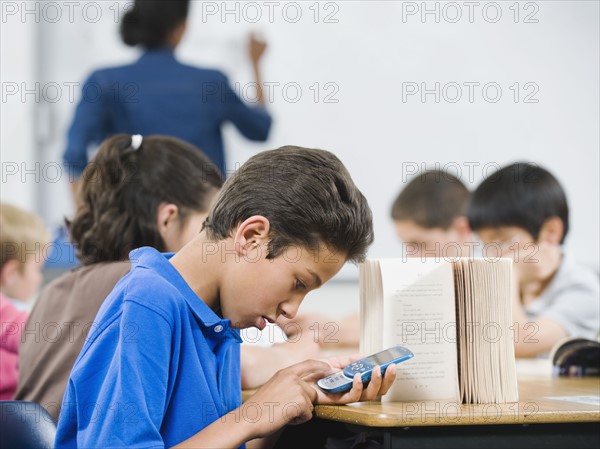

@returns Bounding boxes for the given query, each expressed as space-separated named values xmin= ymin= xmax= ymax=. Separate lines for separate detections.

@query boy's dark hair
xmin=391 ymin=170 xmax=470 ymax=229
xmin=68 ymin=134 xmax=223 ymax=265
xmin=467 ymin=162 xmax=569 ymax=243
xmin=120 ymin=0 xmax=189 ymax=49
xmin=202 ymin=146 xmax=374 ymax=263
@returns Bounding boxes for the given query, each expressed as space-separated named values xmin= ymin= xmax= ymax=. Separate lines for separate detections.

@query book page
xmin=360 ymin=260 xmax=383 ymax=355
xmin=459 ymin=258 xmax=476 ymax=403
xmin=377 ymin=259 xmax=460 ymax=402
xmin=457 ymin=258 xmax=519 ymax=403
xmin=453 ymin=262 xmax=467 ymax=402
xmin=495 ymin=258 xmax=519 ymax=402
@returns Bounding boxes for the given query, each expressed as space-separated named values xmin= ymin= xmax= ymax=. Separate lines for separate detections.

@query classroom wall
xmin=1 ymin=10 xmax=38 ymax=213
xmin=1 ymin=1 xmax=598 ymax=282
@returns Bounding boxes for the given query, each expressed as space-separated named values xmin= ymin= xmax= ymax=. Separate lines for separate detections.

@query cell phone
xmin=317 ymin=345 xmax=414 ymax=394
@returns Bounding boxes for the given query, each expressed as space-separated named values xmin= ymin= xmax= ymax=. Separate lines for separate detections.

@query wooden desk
xmin=313 ymin=376 xmax=600 ymax=448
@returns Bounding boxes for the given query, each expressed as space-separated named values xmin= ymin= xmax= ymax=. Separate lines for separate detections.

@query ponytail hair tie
xmin=131 ymin=134 xmax=143 ymax=151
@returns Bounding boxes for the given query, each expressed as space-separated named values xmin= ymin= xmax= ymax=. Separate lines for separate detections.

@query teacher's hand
xmin=249 ymin=32 xmax=267 ymax=64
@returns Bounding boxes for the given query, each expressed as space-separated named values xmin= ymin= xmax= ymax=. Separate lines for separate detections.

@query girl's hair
xmin=68 ymin=134 xmax=223 ymax=265
xmin=120 ymin=0 xmax=190 ymax=49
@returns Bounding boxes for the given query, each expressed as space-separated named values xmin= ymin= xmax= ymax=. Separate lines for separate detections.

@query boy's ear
xmin=537 ymin=216 xmax=564 ymax=245
xmin=451 ymin=216 xmax=472 ymax=242
xmin=0 ymin=259 xmax=21 ymax=289
xmin=233 ymin=215 xmax=271 ymax=255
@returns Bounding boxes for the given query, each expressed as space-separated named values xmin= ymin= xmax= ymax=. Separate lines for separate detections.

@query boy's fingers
xmin=365 ymin=364 xmax=397 ymax=399
xmin=298 ymin=378 xmax=319 ymax=404
xmin=287 ymin=359 xmax=331 ymax=377
xmin=379 ymin=364 xmax=397 ymax=394
xmin=326 ymin=353 xmax=366 ymax=370
xmin=284 ymin=390 xmax=315 ymax=425
xmin=362 ymin=365 xmax=383 ymax=399
xmin=302 ymin=370 xmax=336 ymax=382
xmin=324 ymin=373 xmax=363 ymax=404
xmin=288 ymin=404 xmax=314 ymax=426
xmin=337 ymin=373 xmax=364 ymax=404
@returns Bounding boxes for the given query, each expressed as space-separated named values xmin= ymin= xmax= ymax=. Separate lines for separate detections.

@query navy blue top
xmin=55 ymin=247 xmax=243 ymax=448
xmin=63 ymin=48 xmax=272 ymax=176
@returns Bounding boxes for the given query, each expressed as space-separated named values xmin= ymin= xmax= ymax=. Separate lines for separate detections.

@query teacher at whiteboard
xmin=63 ymin=0 xmax=272 ymax=197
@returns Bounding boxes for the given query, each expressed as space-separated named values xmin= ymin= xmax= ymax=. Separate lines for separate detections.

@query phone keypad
xmin=318 ymin=371 xmax=352 ymax=391
xmin=345 ymin=361 xmax=375 ymax=374
xmin=325 ymin=372 xmax=348 ymax=383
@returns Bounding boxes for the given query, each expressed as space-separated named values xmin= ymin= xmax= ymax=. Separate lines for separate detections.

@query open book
xmin=360 ymin=258 xmax=519 ymax=404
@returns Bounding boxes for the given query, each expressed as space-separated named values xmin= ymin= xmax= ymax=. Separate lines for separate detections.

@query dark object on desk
xmin=0 ymin=401 xmax=56 ymax=449
xmin=551 ymin=337 xmax=600 ymax=376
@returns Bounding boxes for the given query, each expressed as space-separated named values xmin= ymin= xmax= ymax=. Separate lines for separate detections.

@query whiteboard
xmin=1 ymin=1 xmax=598 ymax=279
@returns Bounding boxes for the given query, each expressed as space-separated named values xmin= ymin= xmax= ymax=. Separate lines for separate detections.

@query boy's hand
xmin=243 ymin=359 xmax=330 ymax=439
xmin=241 ymin=355 xmax=396 ymax=440
xmin=309 ymin=354 xmax=398 ymax=405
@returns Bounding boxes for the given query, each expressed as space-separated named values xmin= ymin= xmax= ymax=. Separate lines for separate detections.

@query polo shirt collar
xmin=129 ymin=247 xmax=241 ymax=343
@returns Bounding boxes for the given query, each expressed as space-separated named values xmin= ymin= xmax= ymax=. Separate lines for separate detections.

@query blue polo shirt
xmin=63 ymin=48 xmax=272 ymax=176
xmin=55 ymin=247 xmax=242 ymax=448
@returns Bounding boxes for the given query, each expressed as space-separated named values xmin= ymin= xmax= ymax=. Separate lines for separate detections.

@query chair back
xmin=0 ymin=401 xmax=56 ymax=449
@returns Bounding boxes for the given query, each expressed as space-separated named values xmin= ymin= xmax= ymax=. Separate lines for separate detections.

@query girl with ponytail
xmin=15 ymin=134 xmax=223 ymax=420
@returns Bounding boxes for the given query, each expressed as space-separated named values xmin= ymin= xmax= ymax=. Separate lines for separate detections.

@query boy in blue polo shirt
xmin=55 ymin=146 xmax=395 ymax=448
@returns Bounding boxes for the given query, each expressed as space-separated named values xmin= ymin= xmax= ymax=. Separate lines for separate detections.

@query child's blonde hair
xmin=0 ymin=203 xmax=51 ymax=271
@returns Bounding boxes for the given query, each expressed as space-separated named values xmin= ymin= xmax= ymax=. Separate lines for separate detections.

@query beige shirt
xmin=15 ymin=261 xmax=131 ymax=422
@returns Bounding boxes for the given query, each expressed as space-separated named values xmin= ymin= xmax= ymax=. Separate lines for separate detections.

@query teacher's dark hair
xmin=120 ymin=0 xmax=190 ymax=49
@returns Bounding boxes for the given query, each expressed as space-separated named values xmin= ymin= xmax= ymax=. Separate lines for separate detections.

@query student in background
xmin=0 ymin=203 xmax=50 ymax=399
xmin=15 ymin=134 xmax=223 ymax=420
xmin=63 ymin=0 xmax=271 ymax=199
xmin=468 ymin=162 xmax=600 ymax=357
xmin=54 ymin=146 xmax=396 ymax=449
xmin=391 ymin=169 xmax=475 ymax=259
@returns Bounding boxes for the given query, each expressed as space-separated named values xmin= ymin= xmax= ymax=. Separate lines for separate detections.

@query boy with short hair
xmin=468 ymin=162 xmax=599 ymax=357
xmin=55 ymin=146 xmax=396 ymax=448
xmin=391 ymin=170 xmax=474 ymax=258
xmin=0 ymin=203 xmax=50 ymax=399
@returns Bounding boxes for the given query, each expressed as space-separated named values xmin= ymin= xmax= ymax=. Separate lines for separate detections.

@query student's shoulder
xmin=27 ymin=262 xmax=131 ymax=329
xmin=123 ymin=266 xmax=179 ymax=298
xmin=120 ymin=251 xmax=190 ymax=321
xmin=38 ymin=261 xmax=131 ymax=303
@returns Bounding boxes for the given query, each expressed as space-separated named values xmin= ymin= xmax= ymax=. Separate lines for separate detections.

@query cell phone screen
xmin=368 ymin=348 xmax=401 ymax=364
